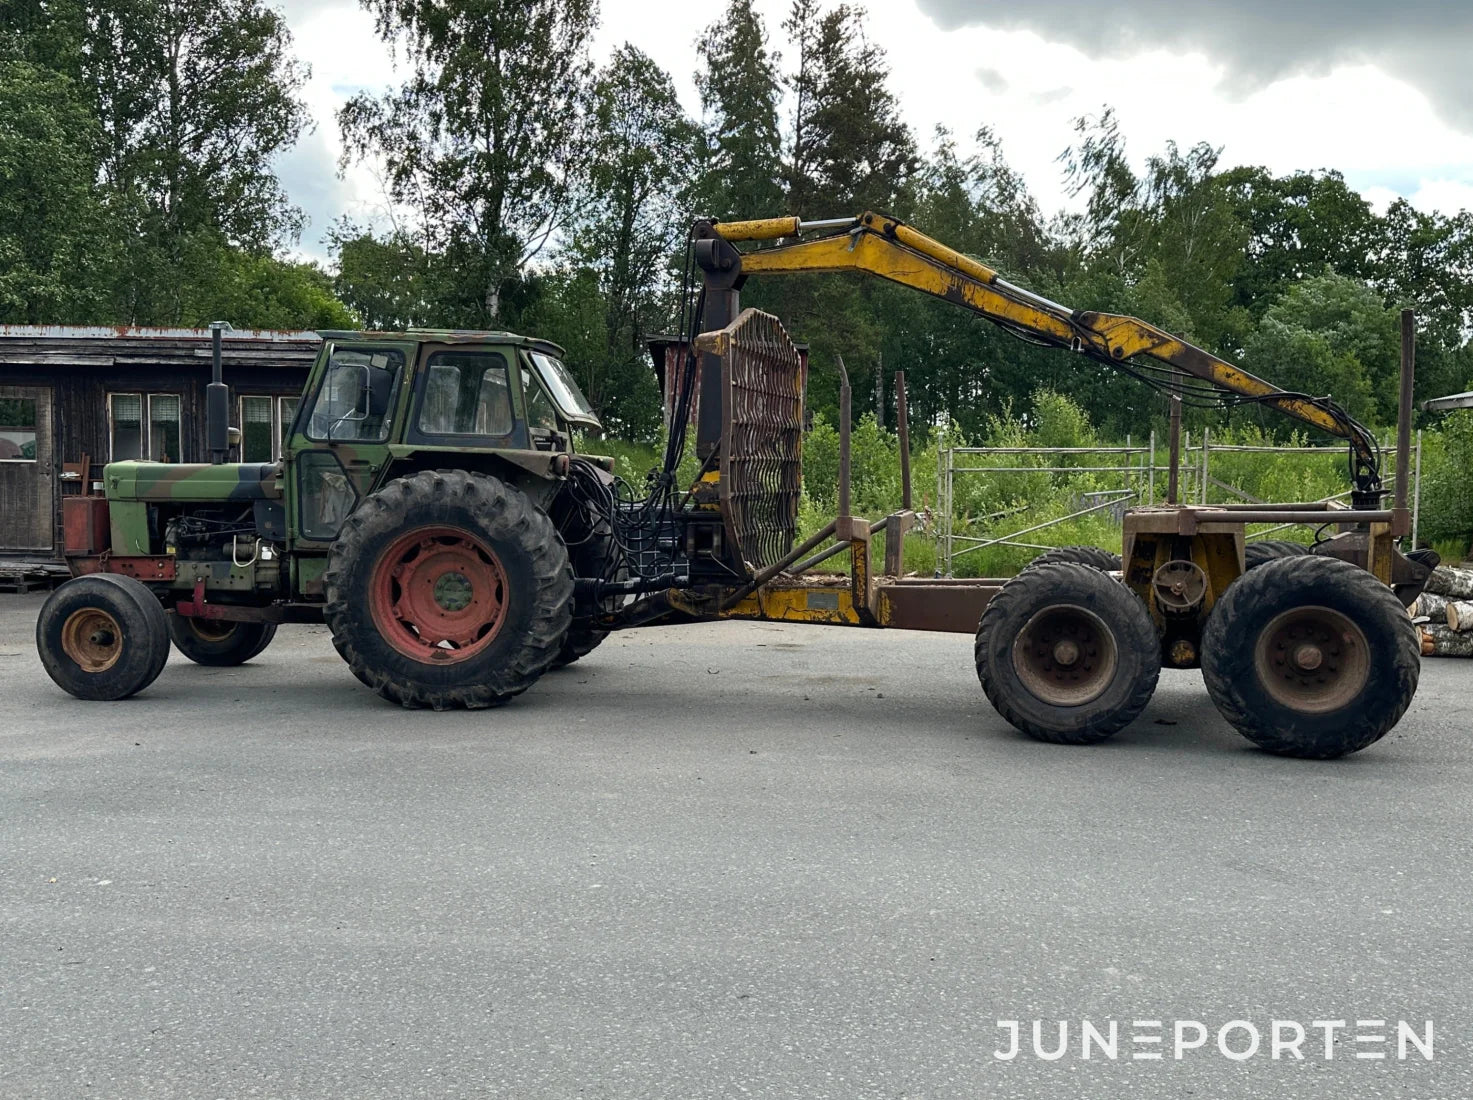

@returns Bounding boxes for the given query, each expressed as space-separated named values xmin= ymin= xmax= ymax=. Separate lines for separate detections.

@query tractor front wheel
xmin=37 ymin=574 xmax=170 ymax=700
xmin=975 ymin=562 xmax=1160 ymax=744
xmin=323 ymin=470 xmax=573 ymax=709
xmin=1201 ymin=555 xmax=1419 ymax=758
xmin=168 ymin=616 xmax=277 ymax=666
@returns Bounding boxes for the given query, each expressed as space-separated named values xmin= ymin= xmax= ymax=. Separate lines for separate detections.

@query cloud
xmin=976 ymin=66 xmax=1008 ymax=94
xmin=915 ymin=0 xmax=1473 ymax=131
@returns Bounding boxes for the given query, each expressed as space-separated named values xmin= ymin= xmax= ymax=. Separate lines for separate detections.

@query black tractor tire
xmin=36 ymin=573 xmax=170 ymax=700
xmin=1201 ymin=555 xmax=1420 ymax=758
xmin=323 ymin=469 xmax=573 ymax=709
xmin=975 ymin=562 xmax=1161 ymax=745
xmin=168 ymin=616 xmax=277 ymax=666
xmin=1028 ymin=545 xmax=1123 ymax=572
xmin=1243 ymin=539 xmax=1312 ymax=570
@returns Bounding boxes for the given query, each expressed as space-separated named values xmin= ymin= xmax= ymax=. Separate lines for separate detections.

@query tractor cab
xmin=279 ymin=331 xmax=601 ymax=551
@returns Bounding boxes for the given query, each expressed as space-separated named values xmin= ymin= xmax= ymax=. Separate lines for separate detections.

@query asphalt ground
xmin=1 ymin=590 xmax=1470 ymax=1099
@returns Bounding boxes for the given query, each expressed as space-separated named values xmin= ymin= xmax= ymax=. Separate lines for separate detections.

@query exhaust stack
xmin=206 ymin=321 xmax=231 ymax=464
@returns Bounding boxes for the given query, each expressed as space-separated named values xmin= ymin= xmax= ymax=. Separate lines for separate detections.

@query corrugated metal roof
xmin=0 ymin=325 xmax=323 ymax=372
xmin=0 ymin=324 xmax=322 ymax=341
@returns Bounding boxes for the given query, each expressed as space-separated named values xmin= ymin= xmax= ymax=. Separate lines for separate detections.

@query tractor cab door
xmin=404 ymin=344 xmax=525 ymax=451
xmin=284 ymin=340 xmax=412 ymax=549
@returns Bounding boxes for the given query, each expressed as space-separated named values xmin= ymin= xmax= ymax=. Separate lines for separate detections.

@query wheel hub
xmin=370 ymin=526 xmax=508 ymax=664
xmin=1254 ymin=605 xmax=1370 ymax=713
xmin=432 ymin=571 xmax=474 ymax=613
xmin=61 ymin=608 xmax=123 ymax=673
xmin=1012 ymin=604 xmax=1119 ymax=707
xmin=1052 ymin=639 xmax=1081 ymax=666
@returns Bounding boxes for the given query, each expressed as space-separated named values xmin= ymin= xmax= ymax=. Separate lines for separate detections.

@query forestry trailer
xmin=37 ymin=213 xmax=1436 ymax=758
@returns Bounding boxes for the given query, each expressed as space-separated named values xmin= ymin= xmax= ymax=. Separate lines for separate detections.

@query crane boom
xmin=692 ymin=212 xmax=1383 ymax=496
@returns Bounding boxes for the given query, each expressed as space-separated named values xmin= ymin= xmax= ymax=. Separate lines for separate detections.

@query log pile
xmin=1414 ymin=566 xmax=1473 ymax=657
xmin=1423 ymin=564 xmax=1473 ymax=598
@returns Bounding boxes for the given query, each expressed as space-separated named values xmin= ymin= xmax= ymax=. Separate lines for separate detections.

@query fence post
xmin=1148 ymin=429 xmax=1156 ymax=505
xmin=945 ymin=446 xmax=955 ymax=577
xmin=1200 ymin=427 xmax=1211 ymax=504
xmin=1413 ymin=428 xmax=1423 ymax=548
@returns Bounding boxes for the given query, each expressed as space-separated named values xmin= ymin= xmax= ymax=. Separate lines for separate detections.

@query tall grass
xmin=580 ymin=396 xmax=1473 ymax=577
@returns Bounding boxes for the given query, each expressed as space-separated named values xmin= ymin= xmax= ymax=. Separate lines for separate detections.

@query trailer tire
xmin=324 ymin=469 xmax=573 ymax=709
xmin=975 ymin=562 xmax=1160 ymax=744
xmin=168 ymin=616 xmax=277 ymax=666
xmin=1243 ymin=540 xmax=1311 ymax=570
xmin=37 ymin=574 xmax=170 ymax=700
xmin=1028 ymin=545 xmax=1123 ymax=572
xmin=1201 ymin=555 xmax=1419 ymax=758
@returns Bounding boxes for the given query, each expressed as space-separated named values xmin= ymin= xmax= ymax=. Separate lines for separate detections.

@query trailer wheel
xmin=168 ymin=616 xmax=277 ymax=666
xmin=323 ymin=469 xmax=573 ymax=709
xmin=1201 ymin=555 xmax=1419 ymax=758
xmin=37 ymin=574 xmax=170 ymax=700
xmin=975 ymin=562 xmax=1161 ymax=744
xmin=1028 ymin=545 xmax=1123 ymax=572
xmin=1243 ymin=540 xmax=1311 ymax=570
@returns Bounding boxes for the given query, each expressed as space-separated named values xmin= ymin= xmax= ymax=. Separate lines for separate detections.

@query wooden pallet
xmin=0 ymin=561 xmax=67 ymax=594
xmin=0 ymin=575 xmax=51 ymax=593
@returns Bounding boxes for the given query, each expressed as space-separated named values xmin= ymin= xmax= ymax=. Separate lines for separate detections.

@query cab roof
xmin=317 ymin=329 xmax=567 ymax=358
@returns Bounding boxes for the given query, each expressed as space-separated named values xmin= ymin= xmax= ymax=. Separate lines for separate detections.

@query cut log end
xmin=1448 ymin=600 xmax=1473 ymax=633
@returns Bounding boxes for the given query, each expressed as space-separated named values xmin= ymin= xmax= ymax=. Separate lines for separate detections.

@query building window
xmin=0 ymin=397 xmax=38 ymax=461
xmin=109 ymin=393 xmax=183 ymax=462
xmin=238 ymin=395 xmax=302 ymax=462
xmin=279 ymin=396 xmax=299 ymax=451
xmin=240 ymin=395 xmax=274 ymax=462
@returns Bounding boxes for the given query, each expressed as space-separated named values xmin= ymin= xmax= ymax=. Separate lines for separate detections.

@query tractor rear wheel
xmin=1201 ymin=555 xmax=1419 ymax=758
xmin=975 ymin=562 xmax=1160 ymax=744
xmin=323 ymin=469 xmax=573 ymax=709
xmin=1243 ymin=540 xmax=1311 ymax=570
xmin=37 ymin=573 xmax=170 ymax=700
xmin=1028 ymin=545 xmax=1123 ymax=572
xmin=168 ymin=616 xmax=277 ymax=666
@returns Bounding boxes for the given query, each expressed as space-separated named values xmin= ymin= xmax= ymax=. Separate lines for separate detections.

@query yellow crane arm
xmin=700 ymin=211 xmax=1381 ymax=490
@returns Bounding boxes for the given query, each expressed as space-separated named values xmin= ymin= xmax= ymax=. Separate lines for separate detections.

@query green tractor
xmin=39 ymin=328 xmax=621 ymax=709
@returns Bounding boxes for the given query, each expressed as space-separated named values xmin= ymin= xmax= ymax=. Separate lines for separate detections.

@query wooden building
xmin=0 ymin=326 xmax=320 ymax=562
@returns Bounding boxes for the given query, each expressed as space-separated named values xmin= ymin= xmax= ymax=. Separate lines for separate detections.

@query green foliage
xmin=0 ymin=0 xmax=339 ymax=330
xmin=339 ymin=0 xmax=597 ymax=324
xmin=184 ymin=250 xmax=358 ymax=331
xmin=694 ymin=0 xmax=783 ymax=220
xmin=0 ymin=61 xmax=111 ymax=323
xmin=90 ymin=0 xmax=311 ymax=321
xmin=1420 ymin=410 xmax=1473 ymax=549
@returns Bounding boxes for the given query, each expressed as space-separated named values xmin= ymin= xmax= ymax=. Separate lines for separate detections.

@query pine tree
xmin=695 ymin=0 xmax=784 ymax=220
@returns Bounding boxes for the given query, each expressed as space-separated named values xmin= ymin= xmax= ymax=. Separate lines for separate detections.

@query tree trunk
xmin=1423 ymin=565 xmax=1473 ymax=600
xmin=1422 ymin=623 xmax=1473 ymax=657
xmin=1410 ymin=591 xmax=1451 ymax=622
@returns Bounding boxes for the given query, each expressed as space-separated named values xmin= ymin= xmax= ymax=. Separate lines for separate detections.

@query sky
xmin=276 ymin=0 xmax=1473 ymax=265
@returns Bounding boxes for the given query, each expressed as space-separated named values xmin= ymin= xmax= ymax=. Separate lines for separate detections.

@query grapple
xmin=709 ymin=308 xmax=805 ymax=575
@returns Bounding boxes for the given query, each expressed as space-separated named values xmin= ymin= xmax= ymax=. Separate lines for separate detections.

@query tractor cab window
xmin=418 ymin=351 xmax=513 ymax=437
xmin=306 ymin=347 xmax=404 ymax=443
xmin=520 ymin=365 xmax=560 ymax=434
xmin=528 ymin=350 xmax=598 ymax=426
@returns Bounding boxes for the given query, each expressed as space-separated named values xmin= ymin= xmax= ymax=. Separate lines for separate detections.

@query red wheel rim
xmin=369 ymin=526 xmax=508 ymax=664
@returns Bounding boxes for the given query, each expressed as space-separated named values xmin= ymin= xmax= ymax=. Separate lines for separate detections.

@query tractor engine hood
xmin=104 ymin=460 xmax=283 ymax=503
